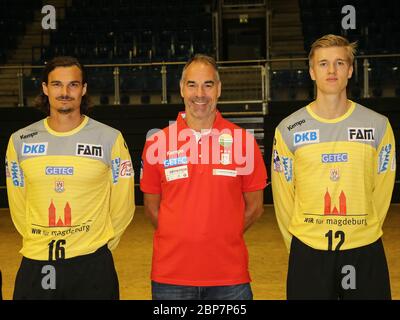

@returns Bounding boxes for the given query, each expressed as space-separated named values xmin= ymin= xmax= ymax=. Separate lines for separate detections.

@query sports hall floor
xmin=0 ymin=204 xmax=399 ymax=300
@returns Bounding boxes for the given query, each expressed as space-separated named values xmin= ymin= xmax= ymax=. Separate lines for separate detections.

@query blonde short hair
xmin=309 ymin=34 xmax=357 ymax=66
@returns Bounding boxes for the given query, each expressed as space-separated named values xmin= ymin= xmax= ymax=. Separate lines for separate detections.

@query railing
xmin=1 ymin=54 xmax=400 ymax=110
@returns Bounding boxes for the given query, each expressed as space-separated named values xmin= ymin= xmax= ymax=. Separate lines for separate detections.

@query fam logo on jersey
xmin=348 ymin=128 xmax=375 ymax=141
xmin=293 ymin=130 xmax=319 ymax=146
xmin=20 ymin=132 xmax=38 ymax=140
xmin=287 ymin=119 xmax=305 ymax=131
xmin=55 ymin=181 xmax=65 ymax=193
xmin=282 ymin=156 xmax=293 ymax=182
xmin=45 ymin=166 xmax=74 ymax=175
xmin=321 ymin=153 xmax=348 ymax=163
xmin=378 ymin=144 xmax=392 ymax=174
xmin=76 ymin=143 xmax=103 ymax=158
xmin=22 ymin=142 xmax=48 ymax=156
xmin=273 ymin=149 xmax=282 ymax=172
xmin=11 ymin=161 xmax=24 ymax=187
xmin=111 ymin=158 xmax=121 ymax=184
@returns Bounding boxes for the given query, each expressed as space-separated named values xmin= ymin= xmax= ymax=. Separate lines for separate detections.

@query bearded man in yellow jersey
xmin=272 ymin=35 xmax=395 ymax=299
xmin=5 ymin=56 xmax=135 ymax=299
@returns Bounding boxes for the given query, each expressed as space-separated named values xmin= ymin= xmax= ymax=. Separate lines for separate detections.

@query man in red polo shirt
xmin=140 ymin=54 xmax=267 ymax=300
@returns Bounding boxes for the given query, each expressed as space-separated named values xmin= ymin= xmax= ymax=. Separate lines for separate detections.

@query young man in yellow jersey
xmin=272 ymin=34 xmax=396 ymax=299
xmin=5 ymin=56 xmax=135 ymax=299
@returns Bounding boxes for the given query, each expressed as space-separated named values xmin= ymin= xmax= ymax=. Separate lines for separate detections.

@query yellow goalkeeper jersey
xmin=5 ymin=116 xmax=135 ymax=260
xmin=271 ymin=100 xmax=396 ymax=251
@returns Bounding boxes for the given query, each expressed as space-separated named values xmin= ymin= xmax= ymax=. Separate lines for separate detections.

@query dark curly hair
xmin=34 ymin=56 xmax=91 ymax=115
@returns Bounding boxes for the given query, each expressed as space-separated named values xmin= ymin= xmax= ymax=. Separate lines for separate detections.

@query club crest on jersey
xmin=55 ymin=181 xmax=65 ymax=193
xmin=293 ymin=130 xmax=319 ymax=146
xmin=22 ymin=142 xmax=48 ymax=156
xmin=378 ymin=144 xmax=391 ymax=173
xmin=330 ymin=168 xmax=340 ymax=181
xmin=76 ymin=143 xmax=103 ymax=158
xmin=348 ymin=128 xmax=375 ymax=141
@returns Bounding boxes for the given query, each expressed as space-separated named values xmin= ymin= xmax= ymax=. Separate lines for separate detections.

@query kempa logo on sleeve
xmin=287 ymin=119 xmax=305 ymax=131
xmin=348 ymin=128 xmax=375 ymax=141
xmin=293 ymin=130 xmax=319 ymax=146
xmin=76 ymin=143 xmax=103 ymax=158
xmin=22 ymin=142 xmax=48 ymax=156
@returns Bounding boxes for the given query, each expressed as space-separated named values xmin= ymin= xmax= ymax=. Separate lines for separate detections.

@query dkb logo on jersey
xmin=293 ymin=130 xmax=319 ymax=146
xmin=76 ymin=143 xmax=103 ymax=158
xmin=22 ymin=142 xmax=48 ymax=156
xmin=348 ymin=128 xmax=375 ymax=141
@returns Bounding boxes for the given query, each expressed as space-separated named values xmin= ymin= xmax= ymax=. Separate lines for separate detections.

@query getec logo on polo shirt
xmin=22 ymin=142 xmax=48 ymax=156
xmin=293 ymin=130 xmax=319 ymax=146
xmin=164 ymin=156 xmax=188 ymax=168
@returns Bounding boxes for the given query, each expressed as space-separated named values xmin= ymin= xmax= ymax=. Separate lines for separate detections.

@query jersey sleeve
xmin=107 ymin=133 xmax=135 ymax=250
xmin=5 ymin=136 xmax=27 ymax=237
xmin=271 ymin=128 xmax=295 ymax=251
xmin=373 ymin=120 xmax=396 ymax=229
xmin=140 ymin=137 xmax=162 ymax=194
xmin=241 ymin=131 xmax=268 ymax=192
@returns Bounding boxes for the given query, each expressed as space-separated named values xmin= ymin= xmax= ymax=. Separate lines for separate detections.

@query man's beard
xmin=55 ymin=96 xmax=75 ymax=114
xmin=57 ymin=107 xmax=74 ymax=114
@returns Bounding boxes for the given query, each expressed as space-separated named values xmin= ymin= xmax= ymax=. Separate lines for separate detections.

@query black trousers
xmin=287 ymin=237 xmax=391 ymax=300
xmin=13 ymin=245 xmax=119 ymax=300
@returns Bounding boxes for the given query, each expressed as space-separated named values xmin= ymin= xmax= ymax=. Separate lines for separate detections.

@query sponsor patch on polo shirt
xmin=165 ymin=165 xmax=189 ymax=182
xmin=213 ymin=169 xmax=237 ymax=177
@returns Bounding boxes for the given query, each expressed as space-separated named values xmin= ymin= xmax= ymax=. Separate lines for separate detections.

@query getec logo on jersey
xmin=45 ymin=166 xmax=74 ymax=175
xmin=348 ymin=128 xmax=375 ymax=141
xmin=321 ymin=153 xmax=348 ymax=163
xmin=22 ymin=142 xmax=48 ymax=156
xmin=293 ymin=129 xmax=319 ymax=146
xmin=76 ymin=143 xmax=103 ymax=158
